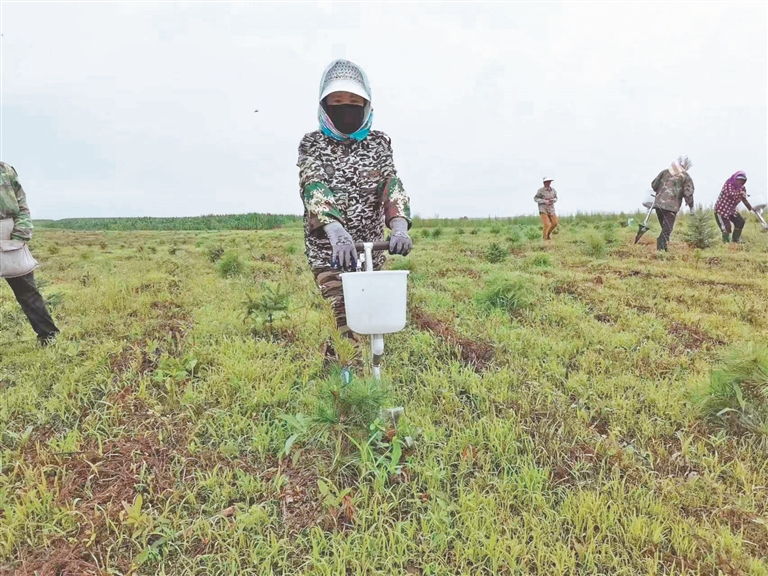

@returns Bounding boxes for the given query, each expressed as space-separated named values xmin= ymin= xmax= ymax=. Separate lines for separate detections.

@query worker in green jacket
xmin=650 ymin=156 xmax=695 ymax=251
xmin=0 ymin=162 xmax=59 ymax=345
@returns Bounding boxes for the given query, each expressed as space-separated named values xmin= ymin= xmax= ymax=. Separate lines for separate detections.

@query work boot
xmin=732 ymin=228 xmax=743 ymax=243
xmin=38 ymin=332 xmax=58 ymax=347
xmin=322 ymin=338 xmax=338 ymax=370
xmin=656 ymin=236 xmax=668 ymax=252
xmin=722 ymin=232 xmax=731 ymax=244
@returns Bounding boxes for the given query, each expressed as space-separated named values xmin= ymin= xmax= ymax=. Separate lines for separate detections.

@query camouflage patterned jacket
xmin=0 ymin=162 xmax=33 ymax=241
xmin=534 ymin=186 xmax=558 ymax=215
xmin=297 ymin=130 xmax=411 ymax=269
xmin=651 ymin=169 xmax=694 ymax=214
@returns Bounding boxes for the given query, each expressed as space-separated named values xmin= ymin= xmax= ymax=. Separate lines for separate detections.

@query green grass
xmin=411 ymin=212 xmax=636 ymax=229
xmin=35 ymin=212 xmax=302 ymax=231
xmin=2 ymin=217 xmax=768 ymax=574
xmin=694 ymin=342 xmax=768 ymax=436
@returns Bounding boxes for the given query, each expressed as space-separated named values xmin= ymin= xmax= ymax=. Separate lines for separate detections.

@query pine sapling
xmin=684 ymin=208 xmax=718 ymax=249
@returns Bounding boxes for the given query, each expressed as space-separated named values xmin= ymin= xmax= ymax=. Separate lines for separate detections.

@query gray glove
xmin=389 ymin=217 xmax=412 ymax=256
xmin=323 ymin=221 xmax=357 ymax=271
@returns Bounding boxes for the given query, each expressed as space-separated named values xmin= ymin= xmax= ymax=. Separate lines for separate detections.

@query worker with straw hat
xmin=534 ymin=177 xmax=558 ymax=240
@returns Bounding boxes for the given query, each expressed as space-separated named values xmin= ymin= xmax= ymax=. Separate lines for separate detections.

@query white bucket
xmin=340 ymin=270 xmax=409 ymax=334
xmin=642 ymin=190 xmax=656 ymax=209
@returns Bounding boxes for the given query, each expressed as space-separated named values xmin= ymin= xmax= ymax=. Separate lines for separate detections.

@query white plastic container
xmin=642 ymin=189 xmax=656 ymax=209
xmin=340 ymin=270 xmax=410 ymax=334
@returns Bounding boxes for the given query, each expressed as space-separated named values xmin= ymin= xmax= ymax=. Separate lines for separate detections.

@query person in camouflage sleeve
xmin=298 ymin=59 xmax=412 ymax=344
xmin=650 ymin=156 xmax=695 ymax=251
xmin=534 ymin=177 xmax=558 ymax=240
xmin=0 ymin=162 xmax=59 ymax=345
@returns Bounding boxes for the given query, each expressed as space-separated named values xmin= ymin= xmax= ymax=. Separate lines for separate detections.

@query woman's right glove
xmin=389 ymin=217 xmax=413 ymax=256
xmin=323 ymin=221 xmax=357 ymax=271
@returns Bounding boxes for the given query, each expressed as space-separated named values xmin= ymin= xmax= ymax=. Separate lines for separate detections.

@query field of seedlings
xmin=34 ymin=213 xmax=303 ymax=232
xmin=2 ymin=213 xmax=768 ymax=575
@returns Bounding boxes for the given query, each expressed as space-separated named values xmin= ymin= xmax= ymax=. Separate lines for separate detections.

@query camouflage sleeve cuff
xmin=303 ymin=182 xmax=344 ymax=234
xmin=11 ymin=219 xmax=33 ymax=241
xmin=12 ymin=220 xmax=33 ymax=237
xmin=380 ymin=177 xmax=411 ymax=228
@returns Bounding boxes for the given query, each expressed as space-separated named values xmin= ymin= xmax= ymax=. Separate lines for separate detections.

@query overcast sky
xmin=1 ymin=1 xmax=766 ymax=220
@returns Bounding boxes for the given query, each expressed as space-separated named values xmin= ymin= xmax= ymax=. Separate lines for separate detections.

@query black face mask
xmin=326 ymin=104 xmax=365 ymax=135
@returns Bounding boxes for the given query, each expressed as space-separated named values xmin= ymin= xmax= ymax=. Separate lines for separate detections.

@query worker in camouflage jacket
xmin=298 ymin=59 xmax=412 ymax=347
xmin=650 ymin=156 xmax=695 ymax=251
xmin=0 ymin=162 xmax=59 ymax=345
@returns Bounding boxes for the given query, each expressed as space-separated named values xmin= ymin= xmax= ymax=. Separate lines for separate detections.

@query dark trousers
xmin=715 ymin=212 xmax=745 ymax=235
xmin=655 ymin=208 xmax=677 ymax=251
xmin=4 ymin=272 xmax=59 ymax=341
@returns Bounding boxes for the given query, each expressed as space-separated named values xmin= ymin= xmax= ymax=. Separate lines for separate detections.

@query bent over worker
xmin=534 ymin=177 xmax=558 ymax=240
xmin=297 ymin=59 xmax=412 ymax=348
xmin=650 ymin=156 xmax=695 ymax=251
xmin=715 ymin=171 xmax=751 ymax=243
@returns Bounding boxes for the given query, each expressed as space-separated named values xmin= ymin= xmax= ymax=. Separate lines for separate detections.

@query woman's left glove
xmin=389 ymin=217 xmax=412 ymax=256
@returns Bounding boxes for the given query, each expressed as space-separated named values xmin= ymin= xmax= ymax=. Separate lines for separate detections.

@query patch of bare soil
xmin=108 ymin=343 xmax=161 ymax=376
xmin=706 ymin=256 xmax=722 ymax=267
xmin=251 ymin=324 xmax=298 ymax=346
xmin=7 ymin=543 xmax=104 ymax=576
xmin=668 ymin=321 xmax=724 ymax=354
xmin=626 ymin=302 xmax=655 ymax=315
xmin=108 ymin=301 xmax=193 ymax=378
xmin=14 ymin=393 xmax=186 ymax=575
xmin=551 ymin=280 xmax=590 ymax=299
xmin=551 ymin=442 xmax=601 ymax=488
xmin=261 ymin=452 xmax=356 ymax=535
xmin=674 ymin=504 xmax=767 ymax=573
xmin=276 ymin=461 xmax=323 ymax=534
xmin=11 ymin=388 xmax=273 ymax=575
xmin=147 ymin=300 xmax=193 ymax=348
xmin=716 ymin=507 xmax=768 ymax=557
xmin=410 ymin=307 xmax=494 ymax=372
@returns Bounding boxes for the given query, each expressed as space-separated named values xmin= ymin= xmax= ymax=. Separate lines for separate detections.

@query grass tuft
xmin=694 ymin=342 xmax=768 ymax=435
xmin=475 ymin=273 xmax=536 ymax=312
xmin=216 ymin=251 xmax=245 ymax=278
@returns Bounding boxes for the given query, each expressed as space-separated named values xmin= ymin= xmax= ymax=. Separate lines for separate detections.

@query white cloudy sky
xmin=1 ymin=1 xmax=766 ymax=219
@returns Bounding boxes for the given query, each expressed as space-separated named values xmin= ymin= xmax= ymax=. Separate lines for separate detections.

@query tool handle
xmin=354 ymin=241 xmax=390 ymax=252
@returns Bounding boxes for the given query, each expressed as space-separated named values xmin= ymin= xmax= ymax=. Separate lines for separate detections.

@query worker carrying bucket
xmin=297 ymin=59 xmax=413 ymax=366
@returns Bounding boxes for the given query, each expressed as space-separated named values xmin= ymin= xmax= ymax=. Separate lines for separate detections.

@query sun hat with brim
xmin=317 ymin=59 xmax=374 ymax=142
xmin=543 ymin=177 xmax=554 ymax=182
xmin=320 ymin=78 xmax=370 ymax=102
xmin=319 ymin=60 xmax=372 ymax=103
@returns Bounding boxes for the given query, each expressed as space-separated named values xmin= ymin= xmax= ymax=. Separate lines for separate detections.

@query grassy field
xmin=32 ymin=211 xmax=644 ymax=232
xmin=2 ymin=215 xmax=768 ymax=575
xmin=34 ymin=213 xmax=303 ymax=231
